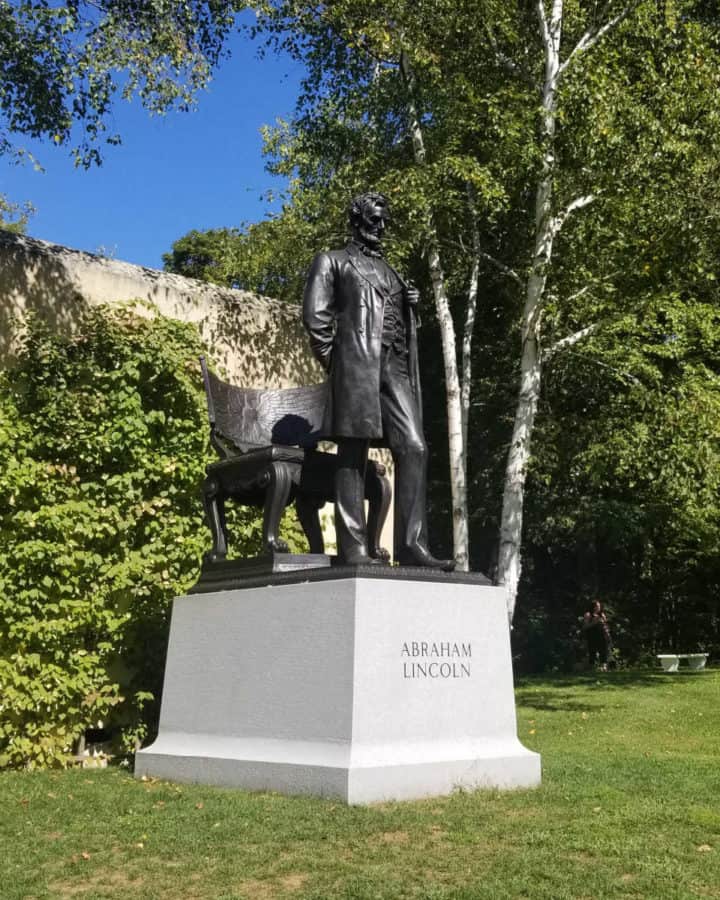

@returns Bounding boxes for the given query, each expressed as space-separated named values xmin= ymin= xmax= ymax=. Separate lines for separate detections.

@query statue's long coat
xmin=303 ymin=241 xmax=422 ymax=440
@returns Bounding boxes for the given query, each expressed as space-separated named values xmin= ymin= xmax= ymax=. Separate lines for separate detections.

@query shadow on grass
xmin=514 ymin=668 xmax=714 ymax=712
xmin=515 ymin=693 xmax=596 ymax=712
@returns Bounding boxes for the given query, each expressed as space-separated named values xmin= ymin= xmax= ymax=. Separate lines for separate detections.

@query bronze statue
xmin=303 ymin=191 xmax=454 ymax=570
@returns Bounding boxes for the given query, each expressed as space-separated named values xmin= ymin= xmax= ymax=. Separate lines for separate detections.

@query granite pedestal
xmin=135 ymin=572 xmax=540 ymax=803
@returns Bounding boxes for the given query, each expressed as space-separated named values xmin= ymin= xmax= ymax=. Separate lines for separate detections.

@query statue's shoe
xmin=370 ymin=547 xmax=391 ymax=564
xmin=397 ymin=545 xmax=456 ymax=572
xmin=340 ymin=552 xmax=385 ymax=566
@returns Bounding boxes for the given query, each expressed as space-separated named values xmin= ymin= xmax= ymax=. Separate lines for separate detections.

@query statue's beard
xmin=357 ymin=225 xmax=382 ymax=249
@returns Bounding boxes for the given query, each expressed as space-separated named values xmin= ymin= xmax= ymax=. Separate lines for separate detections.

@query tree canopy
xmin=0 ymin=1 xmax=244 ymax=168
xmin=162 ymin=212 xmax=320 ymax=302
xmin=164 ymin=0 xmax=720 ymax=652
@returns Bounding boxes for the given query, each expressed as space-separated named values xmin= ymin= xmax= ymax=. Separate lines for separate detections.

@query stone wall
xmin=0 ymin=230 xmax=322 ymax=388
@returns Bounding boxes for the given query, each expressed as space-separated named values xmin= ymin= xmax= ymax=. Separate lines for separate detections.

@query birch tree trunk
xmin=496 ymin=0 xmax=636 ymax=620
xmin=400 ymin=50 xmax=469 ymax=570
xmin=461 ymin=183 xmax=481 ymax=460
xmin=497 ymin=0 xmax=562 ymax=620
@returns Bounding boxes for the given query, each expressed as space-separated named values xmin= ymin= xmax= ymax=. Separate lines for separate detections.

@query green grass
xmin=2 ymin=670 xmax=719 ymax=899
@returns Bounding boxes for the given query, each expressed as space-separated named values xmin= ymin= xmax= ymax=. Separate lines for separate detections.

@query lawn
xmin=2 ymin=670 xmax=718 ymax=900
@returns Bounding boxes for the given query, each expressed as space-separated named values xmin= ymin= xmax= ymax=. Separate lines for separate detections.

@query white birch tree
xmin=398 ymin=49 xmax=470 ymax=570
xmin=241 ymin=0 xmax=673 ymax=596
xmin=495 ymin=0 xmax=641 ymax=621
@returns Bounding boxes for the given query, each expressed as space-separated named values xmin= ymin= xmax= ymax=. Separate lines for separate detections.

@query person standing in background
xmin=583 ymin=599 xmax=612 ymax=670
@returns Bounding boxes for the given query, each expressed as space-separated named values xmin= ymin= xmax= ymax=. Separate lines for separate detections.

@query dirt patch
xmin=378 ymin=830 xmax=410 ymax=845
xmin=688 ymin=883 xmax=720 ymax=899
xmin=499 ymin=807 xmax=540 ymax=822
xmin=48 ymin=869 xmax=146 ymax=898
xmin=565 ymin=851 xmax=597 ymax=864
xmin=279 ymin=873 xmax=309 ymax=891
xmin=237 ymin=873 xmax=310 ymax=899
xmin=48 ymin=862 xmax=210 ymax=900
xmin=238 ymin=879 xmax=275 ymax=900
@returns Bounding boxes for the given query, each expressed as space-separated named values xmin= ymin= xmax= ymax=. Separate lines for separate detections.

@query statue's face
xmin=355 ymin=200 xmax=389 ymax=248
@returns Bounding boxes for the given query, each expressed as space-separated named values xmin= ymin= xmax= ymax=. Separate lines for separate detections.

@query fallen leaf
xmin=593 ymin=807 xmax=602 ymax=813
xmin=135 ymin=842 xmax=145 ymax=850
xmin=195 ymin=802 xmax=204 ymax=810
xmin=528 ymin=729 xmax=536 ymax=735
xmin=697 ymin=844 xmax=712 ymax=852
xmin=81 ymin=852 xmax=90 ymax=860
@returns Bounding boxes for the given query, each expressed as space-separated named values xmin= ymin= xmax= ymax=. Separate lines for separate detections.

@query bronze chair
xmin=200 ymin=357 xmax=391 ymax=562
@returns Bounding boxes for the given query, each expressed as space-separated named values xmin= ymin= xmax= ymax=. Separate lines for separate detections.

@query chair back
xmin=200 ymin=357 xmax=327 ymax=455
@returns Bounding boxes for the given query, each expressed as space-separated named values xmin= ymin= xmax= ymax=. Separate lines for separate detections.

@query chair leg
xmin=296 ymin=495 xmax=325 ymax=554
xmin=202 ymin=474 xmax=228 ymax=561
xmin=366 ymin=463 xmax=392 ymax=562
xmin=260 ymin=461 xmax=293 ymax=553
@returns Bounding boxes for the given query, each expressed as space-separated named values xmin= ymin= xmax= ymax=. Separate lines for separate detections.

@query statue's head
xmin=349 ymin=191 xmax=391 ymax=250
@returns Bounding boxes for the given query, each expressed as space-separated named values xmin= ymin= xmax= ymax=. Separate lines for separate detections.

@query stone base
xmin=193 ymin=552 xmax=332 ymax=593
xmin=191 ymin=558 xmax=491 ymax=594
xmin=135 ymin=577 xmax=540 ymax=803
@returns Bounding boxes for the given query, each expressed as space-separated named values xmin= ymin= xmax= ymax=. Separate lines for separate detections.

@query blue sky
xmin=0 ymin=31 xmax=304 ymax=270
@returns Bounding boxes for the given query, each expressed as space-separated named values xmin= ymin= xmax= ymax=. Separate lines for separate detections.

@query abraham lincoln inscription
xmin=401 ymin=640 xmax=472 ymax=679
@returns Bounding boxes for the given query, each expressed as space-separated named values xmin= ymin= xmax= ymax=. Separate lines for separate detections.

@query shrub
xmin=0 ymin=303 xmax=299 ymax=767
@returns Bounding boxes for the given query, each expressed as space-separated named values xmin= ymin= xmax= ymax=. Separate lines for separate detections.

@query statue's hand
xmin=405 ymin=283 xmax=420 ymax=306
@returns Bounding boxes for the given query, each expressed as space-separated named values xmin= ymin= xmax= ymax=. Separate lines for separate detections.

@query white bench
xmin=657 ymin=653 xmax=709 ymax=673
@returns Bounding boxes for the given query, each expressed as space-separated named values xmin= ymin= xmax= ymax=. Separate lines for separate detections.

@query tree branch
xmin=484 ymin=22 xmax=538 ymax=89
xmin=478 ymin=251 xmax=524 ymax=287
xmin=559 ymin=1 xmax=641 ymax=77
xmin=544 ymin=322 xmax=598 ymax=358
xmin=556 ymin=349 xmax=642 ymax=385
xmin=563 ymin=283 xmax=593 ymax=305
xmin=439 ymin=238 xmax=524 ymax=287
xmin=552 ymin=193 xmax=595 ymax=236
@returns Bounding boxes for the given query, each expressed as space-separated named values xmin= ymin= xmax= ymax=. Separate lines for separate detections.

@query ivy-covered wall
xmin=0 ymin=304 xmax=308 ymax=768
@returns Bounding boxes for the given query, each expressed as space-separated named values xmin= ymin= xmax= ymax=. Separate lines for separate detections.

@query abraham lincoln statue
xmin=303 ymin=191 xmax=454 ymax=571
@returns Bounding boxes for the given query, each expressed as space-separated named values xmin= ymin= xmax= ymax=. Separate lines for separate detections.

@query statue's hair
xmin=348 ymin=191 xmax=390 ymax=226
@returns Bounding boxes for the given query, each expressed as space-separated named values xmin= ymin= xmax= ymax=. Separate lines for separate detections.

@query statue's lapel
xmin=345 ymin=243 xmax=386 ymax=297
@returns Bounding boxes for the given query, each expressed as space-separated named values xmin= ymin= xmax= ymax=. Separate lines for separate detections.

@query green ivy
xmin=0 ymin=303 xmax=305 ymax=768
